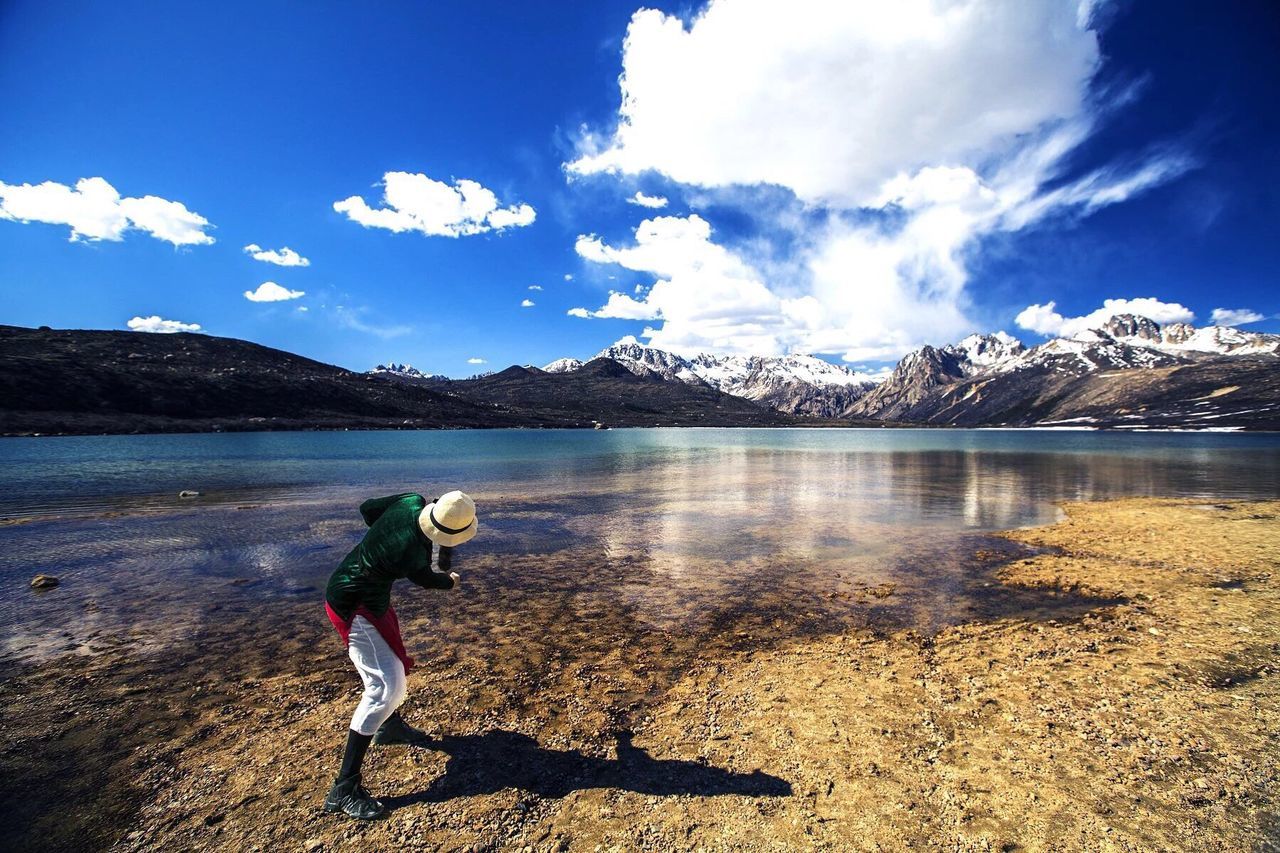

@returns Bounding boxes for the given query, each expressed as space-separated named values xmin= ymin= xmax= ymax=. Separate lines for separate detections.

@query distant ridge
xmin=6 ymin=313 xmax=1275 ymax=436
xmin=423 ymin=356 xmax=796 ymax=427
xmin=534 ymin=317 xmax=1280 ymax=429
xmin=0 ymin=325 xmax=808 ymax=435
xmin=543 ymin=336 xmax=883 ymax=418
xmin=369 ymin=362 xmax=447 ymax=381
xmin=844 ymin=315 xmax=1280 ymax=428
xmin=0 ymin=325 xmax=533 ymax=435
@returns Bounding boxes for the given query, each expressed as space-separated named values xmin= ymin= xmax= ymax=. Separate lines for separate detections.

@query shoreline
xmin=7 ymin=422 xmax=1280 ymax=439
xmin=1 ymin=497 xmax=1277 ymax=851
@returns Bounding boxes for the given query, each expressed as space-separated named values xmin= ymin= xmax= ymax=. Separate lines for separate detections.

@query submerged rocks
xmin=30 ymin=574 xmax=59 ymax=589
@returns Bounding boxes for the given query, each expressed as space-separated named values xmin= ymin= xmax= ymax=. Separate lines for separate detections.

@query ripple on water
xmin=1 ymin=429 xmax=1277 ymax=670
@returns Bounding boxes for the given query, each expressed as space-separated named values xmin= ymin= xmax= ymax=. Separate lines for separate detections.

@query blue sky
xmin=1 ymin=1 xmax=1277 ymax=376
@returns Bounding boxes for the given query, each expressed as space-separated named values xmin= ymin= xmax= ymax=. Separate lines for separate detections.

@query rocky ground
xmin=2 ymin=498 xmax=1278 ymax=851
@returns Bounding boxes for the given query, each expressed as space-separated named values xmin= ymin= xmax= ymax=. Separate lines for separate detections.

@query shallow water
xmin=1 ymin=428 xmax=1278 ymax=667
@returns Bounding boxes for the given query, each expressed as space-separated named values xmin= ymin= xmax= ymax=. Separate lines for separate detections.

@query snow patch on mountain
xmin=533 ymin=314 xmax=1276 ymax=422
xmin=542 ymin=336 xmax=884 ymax=417
xmin=542 ymin=357 xmax=584 ymax=374
xmin=941 ymin=332 xmax=1026 ymax=375
xmin=371 ymin=362 xmax=435 ymax=379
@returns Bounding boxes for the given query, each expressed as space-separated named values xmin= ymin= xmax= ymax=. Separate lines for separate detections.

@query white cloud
xmin=466 ymin=357 xmax=487 ymax=365
xmin=334 ymin=172 xmax=536 ymax=237
xmin=1209 ymin=308 xmax=1265 ymax=327
xmin=521 ymin=298 xmax=535 ymax=308
xmin=1013 ymin=302 xmax=1068 ymax=337
xmin=244 ymin=281 xmax=305 ymax=302
xmin=628 ymin=191 xmax=669 ymax=208
xmin=565 ymin=0 xmax=1193 ymax=360
xmin=570 ymin=2 xmax=1103 ymax=206
xmin=486 ymin=204 xmax=537 ymax=230
xmin=568 ymin=291 xmax=662 ymax=321
xmin=563 ymin=273 xmax=573 ymax=281
xmin=244 ymin=244 xmax=310 ymax=267
xmin=573 ymin=214 xmax=786 ymax=354
xmin=0 ymin=177 xmax=214 ymax=246
xmin=1015 ymin=297 xmax=1196 ymax=338
xmin=127 ymin=315 xmax=202 ymax=333
xmin=528 ymin=284 xmax=543 ymax=291
xmin=572 ymin=211 xmax=982 ymax=359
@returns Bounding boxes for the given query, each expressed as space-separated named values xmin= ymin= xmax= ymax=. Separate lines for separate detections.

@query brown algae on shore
xmin=1 ymin=498 xmax=1278 ymax=851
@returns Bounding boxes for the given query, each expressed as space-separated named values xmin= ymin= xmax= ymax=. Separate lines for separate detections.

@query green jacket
xmin=325 ymin=493 xmax=455 ymax=619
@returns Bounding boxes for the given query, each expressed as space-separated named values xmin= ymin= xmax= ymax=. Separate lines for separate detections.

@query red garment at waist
xmin=325 ymin=602 xmax=416 ymax=675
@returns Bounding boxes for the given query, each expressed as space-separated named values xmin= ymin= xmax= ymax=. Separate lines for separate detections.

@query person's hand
xmin=449 ymin=571 xmax=460 ymax=584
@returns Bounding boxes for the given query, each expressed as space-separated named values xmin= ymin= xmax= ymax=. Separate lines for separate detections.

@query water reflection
xmin=0 ymin=430 xmax=1277 ymax=666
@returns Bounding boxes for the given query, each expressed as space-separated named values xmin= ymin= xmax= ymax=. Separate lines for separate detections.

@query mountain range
xmin=542 ymin=337 xmax=882 ymax=418
xmin=0 ymin=325 xmax=807 ymax=435
xmin=0 ymin=325 xmax=531 ymax=435
xmin=3 ymin=314 xmax=1276 ymax=436
xmin=401 ymin=358 xmax=796 ymax=428
xmin=524 ymin=316 xmax=1280 ymax=430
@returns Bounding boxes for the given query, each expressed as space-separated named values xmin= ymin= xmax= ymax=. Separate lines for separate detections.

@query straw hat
xmin=418 ymin=490 xmax=478 ymax=546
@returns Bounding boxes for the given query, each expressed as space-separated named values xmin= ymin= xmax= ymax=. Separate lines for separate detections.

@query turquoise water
xmin=2 ymin=427 xmax=1279 ymax=519
xmin=1 ymin=428 xmax=1278 ymax=666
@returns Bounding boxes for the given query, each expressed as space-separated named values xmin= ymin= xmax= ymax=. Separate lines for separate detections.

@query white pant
xmin=347 ymin=615 xmax=408 ymax=735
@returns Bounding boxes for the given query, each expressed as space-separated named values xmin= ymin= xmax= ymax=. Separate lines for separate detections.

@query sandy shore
xmin=2 ymin=498 xmax=1278 ymax=852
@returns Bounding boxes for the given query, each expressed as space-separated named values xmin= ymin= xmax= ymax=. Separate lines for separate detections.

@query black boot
xmin=373 ymin=711 xmax=432 ymax=747
xmin=323 ymin=772 xmax=385 ymax=821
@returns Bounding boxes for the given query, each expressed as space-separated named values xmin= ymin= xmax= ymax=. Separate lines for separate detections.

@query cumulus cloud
xmin=127 ymin=315 xmax=202 ymax=333
xmin=528 ymin=284 xmax=542 ymax=291
xmin=1209 ymin=308 xmax=1265 ymax=327
xmin=628 ymin=191 xmax=669 ymax=208
xmin=568 ymin=291 xmax=662 ymax=321
xmin=572 ymin=214 xmax=787 ymax=354
xmin=570 ymin=2 xmax=1105 ymax=206
xmin=0 ymin=177 xmax=214 ymax=246
xmin=521 ymin=298 xmax=535 ymax=308
xmin=334 ymin=172 xmax=536 ymax=237
xmin=566 ymin=1 xmax=1193 ymax=360
xmin=244 ymin=281 xmax=305 ymax=302
xmin=244 ymin=244 xmax=310 ymax=266
xmin=1015 ymin=297 xmax=1196 ymax=338
xmin=466 ymin=357 xmax=487 ymax=365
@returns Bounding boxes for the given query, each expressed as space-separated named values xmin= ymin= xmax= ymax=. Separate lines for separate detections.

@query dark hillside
xmin=0 ymin=326 xmax=533 ymax=435
xmin=428 ymin=358 xmax=792 ymax=427
xmin=0 ymin=327 xmax=794 ymax=435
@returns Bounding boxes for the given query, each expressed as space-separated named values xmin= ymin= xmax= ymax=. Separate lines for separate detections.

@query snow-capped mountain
xmin=593 ymin=338 xmax=710 ymax=384
xmin=543 ymin=336 xmax=883 ymax=417
xmin=850 ymin=315 xmax=1279 ymax=427
xmin=369 ymin=363 xmax=447 ymax=381
xmin=943 ymin=332 xmax=1027 ymax=373
xmin=542 ymin=357 xmax=584 ymax=374
xmin=1098 ymin=315 xmax=1279 ymax=356
xmin=847 ymin=345 xmax=970 ymax=420
xmin=452 ymin=313 xmax=1277 ymax=428
xmin=999 ymin=315 xmax=1280 ymax=377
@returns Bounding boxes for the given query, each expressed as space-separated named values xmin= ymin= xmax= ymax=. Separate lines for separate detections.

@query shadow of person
xmin=382 ymin=729 xmax=791 ymax=808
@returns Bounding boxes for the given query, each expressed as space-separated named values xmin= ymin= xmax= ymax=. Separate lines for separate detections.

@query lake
xmin=1 ymin=428 xmax=1279 ymax=669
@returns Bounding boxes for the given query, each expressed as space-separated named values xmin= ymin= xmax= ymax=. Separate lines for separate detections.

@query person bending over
xmin=322 ymin=489 xmax=478 ymax=820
